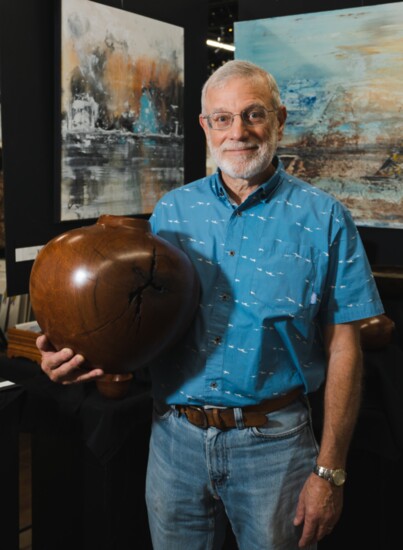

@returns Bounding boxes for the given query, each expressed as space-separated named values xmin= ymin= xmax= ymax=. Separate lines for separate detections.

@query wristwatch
xmin=313 ymin=464 xmax=347 ymax=487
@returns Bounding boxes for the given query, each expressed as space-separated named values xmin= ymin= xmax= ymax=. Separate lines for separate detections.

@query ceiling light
xmin=206 ymin=39 xmax=235 ymax=52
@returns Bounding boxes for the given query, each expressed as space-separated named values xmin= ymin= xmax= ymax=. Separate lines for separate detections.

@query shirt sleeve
xmin=149 ymin=198 xmax=164 ymax=234
xmin=319 ymin=202 xmax=384 ymax=324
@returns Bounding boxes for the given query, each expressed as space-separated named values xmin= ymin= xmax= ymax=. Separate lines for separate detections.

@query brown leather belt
xmin=175 ymin=388 xmax=302 ymax=430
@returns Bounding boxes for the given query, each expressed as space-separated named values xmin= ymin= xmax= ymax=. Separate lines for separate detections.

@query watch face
xmin=332 ymin=469 xmax=347 ymax=486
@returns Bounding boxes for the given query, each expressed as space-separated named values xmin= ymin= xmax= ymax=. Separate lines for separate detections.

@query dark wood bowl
xmin=359 ymin=314 xmax=395 ymax=351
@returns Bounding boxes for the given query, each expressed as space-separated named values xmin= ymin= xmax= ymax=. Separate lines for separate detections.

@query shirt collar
xmin=211 ymin=156 xmax=284 ymax=204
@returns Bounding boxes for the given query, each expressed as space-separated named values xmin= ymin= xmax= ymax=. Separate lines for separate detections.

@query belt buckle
xmin=192 ymin=406 xmax=209 ymax=428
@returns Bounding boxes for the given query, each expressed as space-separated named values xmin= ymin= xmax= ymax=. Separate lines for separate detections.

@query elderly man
xmin=38 ymin=60 xmax=383 ymax=549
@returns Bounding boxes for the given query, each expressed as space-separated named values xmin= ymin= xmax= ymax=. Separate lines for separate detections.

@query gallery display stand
xmin=0 ymin=355 xmax=153 ymax=550
xmin=0 ymin=383 xmax=24 ymax=550
xmin=315 ymin=341 xmax=403 ymax=550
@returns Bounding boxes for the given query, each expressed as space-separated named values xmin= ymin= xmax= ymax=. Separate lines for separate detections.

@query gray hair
xmin=201 ymin=60 xmax=282 ymax=113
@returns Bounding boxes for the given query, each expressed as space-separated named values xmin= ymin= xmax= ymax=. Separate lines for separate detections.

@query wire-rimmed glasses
xmin=202 ymin=105 xmax=276 ymax=130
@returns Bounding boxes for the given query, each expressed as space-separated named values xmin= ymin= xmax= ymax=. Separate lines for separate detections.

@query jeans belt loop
xmin=233 ymin=406 xmax=245 ymax=429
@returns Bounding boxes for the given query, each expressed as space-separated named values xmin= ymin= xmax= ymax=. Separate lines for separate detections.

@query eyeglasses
xmin=202 ymin=106 xmax=276 ymax=130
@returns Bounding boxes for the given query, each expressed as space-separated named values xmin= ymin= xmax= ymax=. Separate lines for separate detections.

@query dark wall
xmin=238 ymin=0 xmax=403 ymax=268
xmin=0 ymin=0 xmax=208 ymax=296
xmin=238 ymin=0 xmax=403 ymax=20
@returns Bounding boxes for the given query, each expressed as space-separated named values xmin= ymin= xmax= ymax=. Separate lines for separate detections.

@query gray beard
xmin=208 ymin=136 xmax=278 ymax=180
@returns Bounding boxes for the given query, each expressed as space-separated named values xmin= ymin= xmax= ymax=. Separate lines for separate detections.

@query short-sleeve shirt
xmin=148 ymin=158 xmax=384 ymax=406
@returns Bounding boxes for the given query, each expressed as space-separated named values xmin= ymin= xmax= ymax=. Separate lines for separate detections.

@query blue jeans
xmin=146 ymin=398 xmax=318 ymax=550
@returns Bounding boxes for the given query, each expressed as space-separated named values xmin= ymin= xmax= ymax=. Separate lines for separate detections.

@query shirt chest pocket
xmin=248 ymin=241 xmax=321 ymax=316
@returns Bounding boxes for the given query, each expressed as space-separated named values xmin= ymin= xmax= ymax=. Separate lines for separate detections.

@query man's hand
xmin=37 ymin=334 xmax=104 ymax=384
xmin=293 ymin=473 xmax=343 ymax=548
xmin=293 ymin=321 xmax=361 ymax=547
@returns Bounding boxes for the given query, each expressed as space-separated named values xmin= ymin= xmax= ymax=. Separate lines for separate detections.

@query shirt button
xmin=229 ymin=250 xmax=236 ymax=256
xmin=236 ymin=211 xmax=242 ymax=217
xmin=210 ymin=382 xmax=218 ymax=389
xmin=213 ymin=336 xmax=222 ymax=345
xmin=221 ymin=294 xmax=228 ymax=301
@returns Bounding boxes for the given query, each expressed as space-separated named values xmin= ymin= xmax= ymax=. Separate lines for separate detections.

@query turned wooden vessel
xmin=95 ymin=373 xmax=134 ymax=399
xmin=29 ymin=215 xmax=200 ymax=375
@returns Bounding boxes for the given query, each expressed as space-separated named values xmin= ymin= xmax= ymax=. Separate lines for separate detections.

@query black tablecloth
xmin=0 ymin=355 xmax=152 ymax=465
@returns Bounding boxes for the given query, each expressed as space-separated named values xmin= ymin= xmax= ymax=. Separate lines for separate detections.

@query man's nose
xmin=228 ymin=113 xmax=249 ymax=138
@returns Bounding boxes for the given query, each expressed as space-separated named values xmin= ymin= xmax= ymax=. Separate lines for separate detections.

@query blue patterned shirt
xmin=148 ymin=158 xmax=384 ymax=406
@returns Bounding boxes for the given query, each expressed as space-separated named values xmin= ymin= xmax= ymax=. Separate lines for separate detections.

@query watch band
xmin=313 ymin=464 xmax=347 ymax=486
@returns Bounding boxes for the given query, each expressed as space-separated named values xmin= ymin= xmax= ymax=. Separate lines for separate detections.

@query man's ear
xmin=199 ymin=114 xmax=209 ymax=135
xmin=277 ymin=105 xmax=287 ymax=141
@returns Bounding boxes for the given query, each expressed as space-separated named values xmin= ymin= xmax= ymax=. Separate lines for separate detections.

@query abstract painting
xmin=235 ymin=2 xmax=403 ymax=228
xmin=59 ymin=0 xmax=184 ymax=221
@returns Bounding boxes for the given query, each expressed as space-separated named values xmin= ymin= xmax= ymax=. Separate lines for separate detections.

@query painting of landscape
xmin=235 ymin=2 xmax=403 ymax=228
xmin=59 ymin=0 xmax=184 ymax=221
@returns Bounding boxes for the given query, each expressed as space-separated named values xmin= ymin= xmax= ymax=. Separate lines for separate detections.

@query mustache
xmin=220 ymin=142 xmax=259 ymax=152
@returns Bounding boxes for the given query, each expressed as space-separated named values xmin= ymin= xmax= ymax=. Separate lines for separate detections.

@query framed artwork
xmin=58 ymin=0 xmax=184 ymax=221
xmin=235 ymin=2 xmax=403 ymax=228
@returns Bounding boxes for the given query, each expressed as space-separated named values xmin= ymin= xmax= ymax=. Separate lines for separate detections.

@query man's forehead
xmin=205 ymin=77 xmax=271 ymax=104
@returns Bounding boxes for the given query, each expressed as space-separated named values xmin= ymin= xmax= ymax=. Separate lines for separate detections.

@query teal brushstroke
xmin=133 ymin=89 xmax=159 ymax=134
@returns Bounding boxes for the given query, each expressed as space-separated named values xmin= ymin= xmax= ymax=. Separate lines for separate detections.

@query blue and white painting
xmin=235 ymin=2 xmax=403 ymax=228
xmin=60 ymin=0 xmax=184 ymax=221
